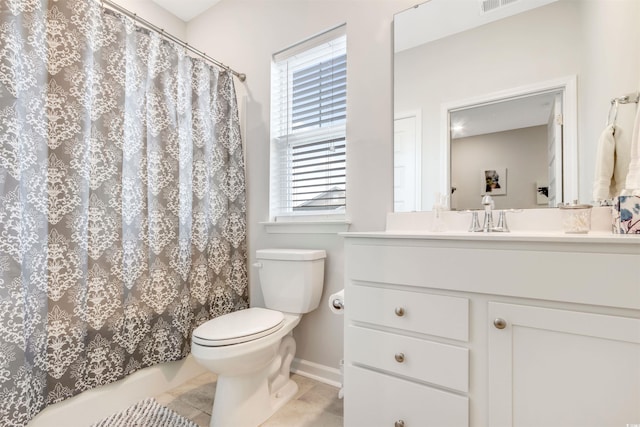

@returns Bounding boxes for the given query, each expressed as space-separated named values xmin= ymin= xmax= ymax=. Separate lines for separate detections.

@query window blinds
xmin=270 ymin=25 xmax=347 ymax=219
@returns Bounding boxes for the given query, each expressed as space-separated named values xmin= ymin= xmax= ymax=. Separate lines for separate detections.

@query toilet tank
xmin=256 ymin=249 xmax=326 ymax=314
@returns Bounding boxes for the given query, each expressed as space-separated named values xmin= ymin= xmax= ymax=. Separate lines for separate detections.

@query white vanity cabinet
xmin=343 ymin=233 xmax=640 ymax=427
xmin=488 ymin=302 xmax=640 ymax=427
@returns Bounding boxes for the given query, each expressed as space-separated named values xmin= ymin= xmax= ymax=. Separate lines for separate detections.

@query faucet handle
xmin=492 ymin=209 xmax=523 ymax=232
xmin=468 ymin=211 xmax=482 ymax=232
xmin=459 ymin=209 xmax=483 ymax=232
xmin=469 ymin=211 xmax=482 ymax=233
xmin=494 ymin=210 xmax=509 ymax=232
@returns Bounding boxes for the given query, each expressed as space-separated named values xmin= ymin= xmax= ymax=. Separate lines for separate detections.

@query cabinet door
xmin=488 ymin=302 xmax=640 ymax=427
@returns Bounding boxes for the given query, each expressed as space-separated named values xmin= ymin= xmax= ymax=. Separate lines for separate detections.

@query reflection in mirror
xmin=450 ymin=92 xmax=564 ymax=210
xmin=446 ymin=83 xmax=571 ymax=210
xmin=394 ymin=0 xmax=640 ymax=212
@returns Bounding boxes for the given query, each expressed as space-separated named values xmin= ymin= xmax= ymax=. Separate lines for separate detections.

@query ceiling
xmin=394 ymin=0 xmax=557 ymax=53
xmin=150 ymin=0 xmax=220 ymax=21
xmin=450 ymin=91 xmax=561 ymax=139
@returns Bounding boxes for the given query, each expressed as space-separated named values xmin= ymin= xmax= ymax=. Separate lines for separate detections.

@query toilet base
xmin=209 ymin=371 xmax=299 ymax=427
xmin=207 ymin=333 xmax=299 ymax=427
xmin=269 ymin=378 xmax=298 ymax=416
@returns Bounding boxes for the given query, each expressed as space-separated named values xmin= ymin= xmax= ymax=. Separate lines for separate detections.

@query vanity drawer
xmin=345 ymin=365 xmax=469 ymax=427
xmin=346 ymin=325 xmax=469 ymax=393
xmin=348 ymin=285 xmax=469 ymax=341
xmin=345 ymin=326 xmax=469 ymax=393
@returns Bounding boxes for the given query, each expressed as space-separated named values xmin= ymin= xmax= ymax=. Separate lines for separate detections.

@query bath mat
xmin=90 ymin=397 xmax=198 ymax=427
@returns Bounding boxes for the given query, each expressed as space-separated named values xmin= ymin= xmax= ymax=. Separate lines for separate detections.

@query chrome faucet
xmin=466 ymin=195 xmax=522 ymax=233
xmin=467 ymin=197 xmax=517 ymax=232
xmin=481 ymin=195 xmax=494 ymax=232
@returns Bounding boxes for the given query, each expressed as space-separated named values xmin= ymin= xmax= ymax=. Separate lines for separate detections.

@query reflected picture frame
xmin=481 ymin=167 xmax=507 ymax=196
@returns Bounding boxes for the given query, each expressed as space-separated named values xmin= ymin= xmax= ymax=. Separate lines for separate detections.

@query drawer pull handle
xmin=394 ymin=352 xmax=405 ymax=363
xmin=394 ymin=307 xmax=405 ymax=317
xmin=494 ymin=318 xmax=507 ymax=329
xmin=395 ymin=420 xmax=405 ymax=427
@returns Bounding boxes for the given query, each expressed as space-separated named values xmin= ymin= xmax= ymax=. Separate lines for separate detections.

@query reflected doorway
xmin=394 ymin=112 xmax=422 ymax=211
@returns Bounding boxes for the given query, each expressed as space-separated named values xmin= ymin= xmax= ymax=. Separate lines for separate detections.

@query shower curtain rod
xmin=101 ymin=0 xmax=246 ymax=82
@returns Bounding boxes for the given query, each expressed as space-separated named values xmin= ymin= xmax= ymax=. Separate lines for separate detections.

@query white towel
xmin=622 ymin=103 xmax=640 ymax=196
xmin=592 ymin=124 xmax=617 ymax=201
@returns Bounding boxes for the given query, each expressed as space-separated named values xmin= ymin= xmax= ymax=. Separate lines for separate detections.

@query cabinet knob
xmin=394 ymin=352 xmax=405 ymax=363
xmin=394 ymin=421 xmax=405 ymax=427
xmin=493 ymin=318 xmax=507 ymax=329
xmin=394 ymin=307 xmax=405 ymax=317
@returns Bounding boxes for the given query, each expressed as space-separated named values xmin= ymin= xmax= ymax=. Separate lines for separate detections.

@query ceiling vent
xmin=480 ymin=0 xmax=520 ymax=13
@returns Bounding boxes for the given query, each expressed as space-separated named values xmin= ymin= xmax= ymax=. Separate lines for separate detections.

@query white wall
xmin=451 ymin=126 xmax=547 ymax=210
xmin=111 ymin=0 xmax=187 ymax=38
xmin=577 ymin=0 xmax=639 ymax=202
xmin=186 ymin=0 xmax=416 ymax=373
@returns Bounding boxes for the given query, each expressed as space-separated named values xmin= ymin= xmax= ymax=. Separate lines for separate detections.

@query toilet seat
xmin=192 ymin=307 xmax=285 ymax=347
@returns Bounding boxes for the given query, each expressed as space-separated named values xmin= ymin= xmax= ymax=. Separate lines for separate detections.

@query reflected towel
xmin=592 ymin=124 xmax=617 ymax=201
xmin=622 ymin=103 xmax=640 ymax=196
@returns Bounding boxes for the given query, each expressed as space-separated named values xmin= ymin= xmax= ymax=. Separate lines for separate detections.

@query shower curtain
xmin=0 ymin=1 xmax=248 ymax=425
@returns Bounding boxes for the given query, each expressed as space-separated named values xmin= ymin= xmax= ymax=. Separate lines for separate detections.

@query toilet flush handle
xmin=252 ymin=262 xmax=263 ymax=268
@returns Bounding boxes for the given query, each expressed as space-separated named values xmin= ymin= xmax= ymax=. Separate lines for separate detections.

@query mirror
xmin=448 ymin=86 xmax=567 ymax=210
xmin=394 ymin=0 xmax=640 ymax=211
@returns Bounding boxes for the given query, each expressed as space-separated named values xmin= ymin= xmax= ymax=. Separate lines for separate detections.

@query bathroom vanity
xmin=342 ymin=215 xmax=640 ymax=427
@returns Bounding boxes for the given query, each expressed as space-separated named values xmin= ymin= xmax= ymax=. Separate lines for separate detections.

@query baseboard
xmin=290 ymin=357 xmax=342 ymax=388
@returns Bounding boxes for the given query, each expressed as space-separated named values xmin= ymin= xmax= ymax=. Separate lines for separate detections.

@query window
xmin=270 ymin=25 xmax=347 ymax=220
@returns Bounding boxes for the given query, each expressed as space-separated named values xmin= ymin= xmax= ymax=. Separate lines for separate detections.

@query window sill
xmin=261 ymin=220 xmax=351 ymax=234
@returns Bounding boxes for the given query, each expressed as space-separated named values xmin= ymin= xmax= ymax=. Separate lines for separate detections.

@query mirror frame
xmin=438 ymin=76 xmax=578 ymax=208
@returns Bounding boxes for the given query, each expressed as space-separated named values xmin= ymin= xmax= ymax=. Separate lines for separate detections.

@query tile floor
xmin=155 ymin=372 xmax=343 ymax=427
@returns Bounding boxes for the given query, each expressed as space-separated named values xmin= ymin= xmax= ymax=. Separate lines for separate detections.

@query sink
xmin=386 ymin=207 xmax=613 ymax=234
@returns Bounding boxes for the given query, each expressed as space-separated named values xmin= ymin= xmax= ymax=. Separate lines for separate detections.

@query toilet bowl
xmin=191 ymin=249 xmax=326 ymax=427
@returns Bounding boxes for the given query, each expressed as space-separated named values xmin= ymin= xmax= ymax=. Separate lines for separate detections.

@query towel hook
xmin=614 ymin=92 xmax=639 ymax=105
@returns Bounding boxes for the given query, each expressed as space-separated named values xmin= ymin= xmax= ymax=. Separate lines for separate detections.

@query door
xmin=547 ymin=94 xmax=563 ymax=206
xmin=394 ymin=114 xmax=421 ymax=211
xmin=488 ymin=302 xmax=640 ymax=427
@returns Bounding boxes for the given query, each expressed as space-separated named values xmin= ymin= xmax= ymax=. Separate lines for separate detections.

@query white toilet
xmin=191 ymin=248 xmax=326 ymax=427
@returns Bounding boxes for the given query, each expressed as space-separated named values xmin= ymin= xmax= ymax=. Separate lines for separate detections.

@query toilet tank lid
xmin=256 ymin=249 xmax=326 ymax=261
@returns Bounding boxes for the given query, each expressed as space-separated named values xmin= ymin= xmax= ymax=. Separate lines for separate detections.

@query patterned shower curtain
xmin=0 ymin=0 xmax=248 ymax=425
